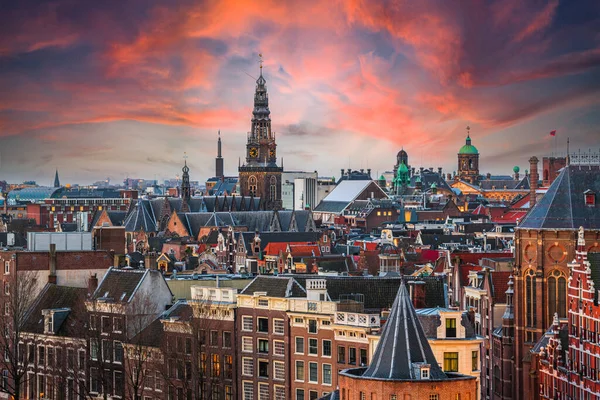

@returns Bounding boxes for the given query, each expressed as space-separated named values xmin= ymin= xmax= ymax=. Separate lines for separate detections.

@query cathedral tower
xmin=238 ymin=57 xmax=283 ymax=210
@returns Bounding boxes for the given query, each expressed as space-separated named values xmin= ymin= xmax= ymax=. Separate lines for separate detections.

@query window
xmin=295 ymin=337 xmax=304 ymax=354
xmin=155 ymin=371 xmax=162 ymax=391
xmin=243 ymin=382 xmax=254 ymax=400
xmin=67 ymin=348 xmax=74 ymax=369
xmin=323 ymin=364 xmax=332 ymax=385
xmin=223 ymin=331 xmax=232 ymax=348
xmin=102 ymin=340 xmax=111 ymax=361
xmin=258 ymin=360 xmax=269 ymax=378
xmin=90 ymin=315 xmax=97 ymax=331
xmin=294 ymin=317 xmax=303 ymax=324
xmin=295 ymin=361 xmax=304 ymax=381
xmin=258 ymin=299 xmax=269 ymax=307
xmin=101 ymin=316 xmax=111 ymax=333
xmin=274 ymin=340 xmax=285 ymax=356
xmin=275 ymin=386 xmax=285 ymax=400
xmin=274 ymin=361 xmax=285 ymax=380
xmin=90 ymin=368 xmax=99 ymax=393
xmin=90 ymin=340 xmax=98 ymax=360
xmin=258 ymin=318 xmax=269 ymax=333
xmin=472 ymin=351 xmax=478 ymax=371
xmin=274 ymin=319 xmax=285 ymax=335
xmin=47 ymin=347 xmax=54 ymax=367
xmin=3 ymin=282 xmax=8 ymax=296
xmin=308 ymin=320 xmax=317 ymax=334
xmin=226 ymin=386 xmax=233 ymax=400
xmin=338 ymin=346 xmax=346 ymax=363
xmin=4 ymin=261 xmax=9 ymax=274
xmin=243 ymin=316 xmax=253 ymax=331
xmin=259 ymin=383 xmax=270 ymax=400
xmin=258 ymin=339 xmax=269 ymax=354
xmin=243 ymin=358 xmax=254 ymax=376
xmin=445 ymin=318 xmax=456 ymax=338
xmin=113 ymin=317 xmax=122 ymax=333
xmin=585 ymin=190 xmax=596 ymax=206
xmin=210 ymin=330 xmax=219 ymax=346
xmin=212 ymin=354 xmax=221 ymax=377
xmin=242 ymin=337 xmax=253 ymax=352
xmin=443 ymin=352 xmax=459 ymax=372
xmin=296 ymin=389 xmax=305 ymax=400
xmin=224 ymin=355 xmax=233 ymax=379
xmin=525 ymin=270 xmax=537 ymax=327
xmin=322 ymin=340 xmax=332 ymax=357
xmin=309 ymin=362 xmax=318 ymax=383
xmin=421 ymin=368 xmax=430 ymax=379
xmin=429 ymin=396 xmax=439 ymax=400
xmin=114 ymin=341 xmax=123 ymax=364
xmin=360 ymin=348 xmax=367 ymax=366
xmin=38 ymin=346 xmax=45 ymax=365
xmin=349 ymin=347 xmax=356 ymax=364
xmin=309 ymin=392 xmax=318 ymax=400
xmin=79 ymin=350 xmax=85 ymax=369
xmin=114 ymin=371 xmax=123 ymax=397
xmin=309 ymin=338 xmax=318 ymax=355
xmin=548 ymin=271 xmax=567 ymax=320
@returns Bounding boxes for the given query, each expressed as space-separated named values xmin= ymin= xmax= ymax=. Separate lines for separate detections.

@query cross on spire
xmin=183 ymin=151 xmax=188 ymax=165
xmin=466 ymin=125 xmax=471 ymax=137
xmin=258 ymin=53 xmax=263 ymax=75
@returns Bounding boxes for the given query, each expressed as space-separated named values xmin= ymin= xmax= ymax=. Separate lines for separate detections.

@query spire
xmin=216 ymin=131 xmax=224 ymax=178
xmin=181 ymin=152 xmax=191 ymax=203
xmin=54 ymin=169 xmax=60 ymax=188
xmin=362 ymin=281 xmax=446 ymax=380
xmin=465 ymin=125 xmax=471 ymax=145
xmin=218 ymin=130 xmax=222 ymax=157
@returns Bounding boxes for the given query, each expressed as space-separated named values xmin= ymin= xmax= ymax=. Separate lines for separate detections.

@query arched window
xmin=248 ymin=176 xmax=257 ymax=196
xmin=269 ymin=176 xmax=277 ymax=201
xmin=548 ymin=270 xmax=567 ymax=319
xmin=525 ymin=269 xmax=537 ymax=327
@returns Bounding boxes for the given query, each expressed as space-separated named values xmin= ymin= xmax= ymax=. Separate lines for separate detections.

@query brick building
xmin=509 ymin=164 xmax=600 ymax=400
xmin=537 ymin=228 xmax=600 ymax=399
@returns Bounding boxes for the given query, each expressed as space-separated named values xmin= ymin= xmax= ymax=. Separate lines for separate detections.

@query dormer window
xmin=45 ymin=314 xmax=54 ymax=334
xmin=421 ymin=367 xmax=430 ymax=379
xmin=584 ymin=190 xmax=596 ymax=206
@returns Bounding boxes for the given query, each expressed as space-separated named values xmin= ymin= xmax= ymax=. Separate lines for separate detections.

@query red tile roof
xmin=492 ymin=271 xmax=512 ymax=304
xmin=494 ymin=211 xmax=527 ymax=223
xmin=289 ymin=244 xmax=321 ymax=257
xmin=263 ymin=242 xmax=308 ymax=256
xmin=459 ymin=264 xmax=482 ymax=286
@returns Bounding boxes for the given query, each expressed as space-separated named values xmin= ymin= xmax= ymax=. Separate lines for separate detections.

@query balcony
xmin=335 ymin=312 xmax=380 ymax=328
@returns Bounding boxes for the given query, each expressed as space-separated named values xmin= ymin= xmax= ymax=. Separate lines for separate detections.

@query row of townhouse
xmin=4 ymin=267 xmax=481 ymax=400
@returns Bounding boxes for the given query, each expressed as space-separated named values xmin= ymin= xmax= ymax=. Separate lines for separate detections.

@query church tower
xmin=215 ymin=131 xmax=224 ymax=179
xmin=457 ymin=126 xmax=480 ymax=184
xmin=181 ymin=156 xmax=191 ymax=205
xmin=238 ymin=56 xmax=283 ymax=210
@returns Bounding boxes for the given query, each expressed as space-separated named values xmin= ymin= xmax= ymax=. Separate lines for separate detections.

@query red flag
xmin=550 ymin=130 xmax=556 ymax=136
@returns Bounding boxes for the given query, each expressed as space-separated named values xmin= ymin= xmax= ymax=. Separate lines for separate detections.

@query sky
xmin=0 ymin=0 xmax=599 ymax=186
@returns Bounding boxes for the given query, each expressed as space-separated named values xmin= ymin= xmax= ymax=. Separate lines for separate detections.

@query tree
xmin=0 ymin=269 xmax=41 ymax=400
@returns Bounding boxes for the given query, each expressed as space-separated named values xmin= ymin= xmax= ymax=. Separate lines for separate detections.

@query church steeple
xmin=54 ymin=169 xmax=61 ymax=188
xmin=238 ymin=54 xmax=283 ymax=211
xmin=181 ymin=154 xmax=191 ymax=206
xmin=215 ymin=131 xmax=224 ymax=179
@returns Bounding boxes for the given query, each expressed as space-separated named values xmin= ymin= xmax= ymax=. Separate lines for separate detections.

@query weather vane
xmin=259 ymin=53 xmax=263 ymax=70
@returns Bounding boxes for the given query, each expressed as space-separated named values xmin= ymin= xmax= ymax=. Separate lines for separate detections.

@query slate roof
xmin=293 ymin=275 xmax=447 ymax=310
xmin=314 ymin=201 xmax=350 ymax=213
xmin=293 ymin=210 xmax=313 ymax=231
xmin=410 ymin=170 xmax=453 ymax=192
xmin=124 ymin=200 xmax=157 ymax=232
xmin=362 ymin=282 xmax=447 ymax=380
xmin=479 ymin=177 xmax=530 ymax=190
xmin=92 ymin=267 xmax=148 ymax=302
xmin=419 ymin=234 xmax=475 ymax=248
xmin=519 ymin=165 xmax=600 ymax=229
xmin=22 ymin=284 xmax=88 ymax=336
xmin=130 ymin=301 xmax=192 ymax=347
xmin=240 ymin=276 xmax=307 ymax=298
xmin=321 ymin=180 xmax=374 ymax=202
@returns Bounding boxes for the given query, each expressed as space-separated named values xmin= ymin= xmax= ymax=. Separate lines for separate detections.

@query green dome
xmin=513 ymin=166 xmax=520 ymax=173
xmin=398 ymin=162 xmax=409 ymax=173
xmin=379 ymin=174 xmax=385 ymax=180
xmin=430 ymin=183 xmax=437 ymax=189
xmin=458 ymin=135 xmax=479 ymax=155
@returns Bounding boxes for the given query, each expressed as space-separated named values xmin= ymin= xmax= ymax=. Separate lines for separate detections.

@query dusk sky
xmin=0 ymin=0 xmax=599 ymax=186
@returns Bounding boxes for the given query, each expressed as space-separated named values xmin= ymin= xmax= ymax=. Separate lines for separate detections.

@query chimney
xmin=367 ymin=168 xmax=371 ymax=177
xmin=529 ymin=156 xmax=539 ymax=208
xmin=48 ymin=243 xmax=57 ymax=284
xmin=438 ymin=167 xmax=443 ymax=176
xmin=340 ymin=169 xmax=344 ymax=178
xmin=88 ymin=273 xmax=98 ymax=297
xmin=360 ymin=169 xmax=364 ymax=173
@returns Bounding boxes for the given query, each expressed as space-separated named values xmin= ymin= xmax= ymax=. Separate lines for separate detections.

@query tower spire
xmin=181 ymin=152 xmax=191 ymax=205
xmin=54 ymin=169 xmax=60 ymax=188
xmin=216 ymin=131 xmax=224 ymax=178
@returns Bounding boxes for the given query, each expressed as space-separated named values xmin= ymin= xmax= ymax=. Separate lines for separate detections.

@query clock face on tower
xmin=269 ymin=148 xmax=275 ymax=158
xmin=249 ymin=147 xmax=258 ymax=158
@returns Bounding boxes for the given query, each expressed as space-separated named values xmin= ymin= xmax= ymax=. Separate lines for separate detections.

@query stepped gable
xmin=519 ymin=165 xmax=600 ymax=229
xmin=362 ymin=281 xmax=447 ymax=380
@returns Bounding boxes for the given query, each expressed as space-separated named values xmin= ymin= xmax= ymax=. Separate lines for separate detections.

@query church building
xmin=238 ymin=60 xmax=283 ymax=210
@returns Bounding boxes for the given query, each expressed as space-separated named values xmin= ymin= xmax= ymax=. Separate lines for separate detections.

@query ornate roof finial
xmin=259 ymin=53 xmax=263 ymax=75
xmin=183 ymin=151 xmax=188 ymax=166
xmin=466 ymin=125 xmax=471 ymax=138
